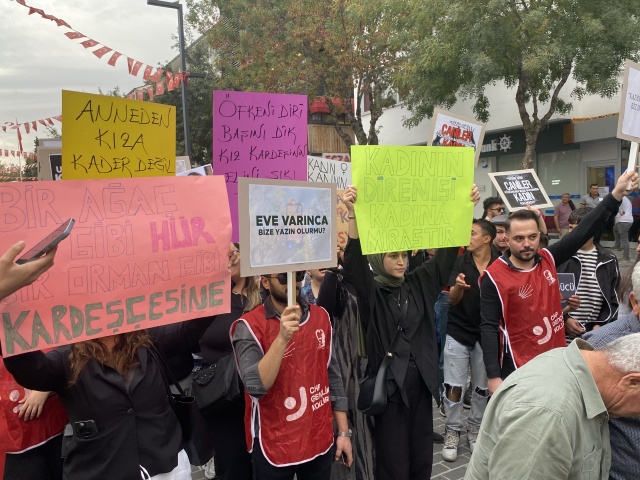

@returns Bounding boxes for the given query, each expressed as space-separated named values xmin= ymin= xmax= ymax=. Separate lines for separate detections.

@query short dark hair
xmin=483 ymin=196 xmax=504 ymax=210
xmin=590 ymin=183 xmax=598 ymax=189
xmin=505 ymin=209 xmax=539 ymax=233
xmin=473 ymin=218 xmax=497 ymax=241
xmin=568 ymin=207 xmax=593 ymax=225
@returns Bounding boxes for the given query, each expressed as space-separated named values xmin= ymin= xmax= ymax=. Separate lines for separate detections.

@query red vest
xmin=0 ymin=358 xmax=68 ymax=453
xmin=231 ymin=305 xmax=334 ymax=467
xmin=483 ymin=249 xmax=565 ymax=369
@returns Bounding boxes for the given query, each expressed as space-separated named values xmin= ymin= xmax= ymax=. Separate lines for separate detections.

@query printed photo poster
xmin=428 ymin=109 xmax=486 ymax=166
xmin=307 ymin=155 xmax=352 ymax=189
xmin=351 ymin=145 xmax=475 ymax=255
xmin=177 ymin=165 xmax=213 ymax=176
xmin=238 ymin=178 xmax=337 ymax=276
xmin=62 ymin=91 xmax=176 ymax=180
xmin=617 ymin=60 xmax=640 ymax=142
xmin=213 ymin=90 xmax=308 ymax=241
xmin=488 ymin=169 xmax=553 ymax=211
xmin=0 ymin=176 xmax=232 ymax=357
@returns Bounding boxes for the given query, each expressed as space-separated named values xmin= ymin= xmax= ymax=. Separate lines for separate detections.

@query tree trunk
xmin=522 ymin=132 xmax=537 ymax=169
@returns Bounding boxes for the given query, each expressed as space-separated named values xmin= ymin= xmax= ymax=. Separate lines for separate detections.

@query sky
xmin=0 ymin=0 xmax=191 ymax=158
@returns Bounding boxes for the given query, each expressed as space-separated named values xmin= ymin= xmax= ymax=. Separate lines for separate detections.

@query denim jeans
xmin=442 ymin=335 xmax=489 ymax=432
xmin=614 ymin=221 xmax=632 ymax=259
xmin=434 ymin=292 xmax=450 ymax=398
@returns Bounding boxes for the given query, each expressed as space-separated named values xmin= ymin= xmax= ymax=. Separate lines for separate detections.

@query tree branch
xmin=541 ymin=60 xmax=573 ymax=125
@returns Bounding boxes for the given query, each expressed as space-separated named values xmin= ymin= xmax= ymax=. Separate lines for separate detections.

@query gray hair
xmin=598 ymin=333 xmax=640 ymax=374
xmin=632 ymin=263 xmax=640 ymax=300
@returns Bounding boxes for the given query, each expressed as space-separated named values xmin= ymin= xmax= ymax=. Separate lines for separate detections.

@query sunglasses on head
xmin=266 ymin=271 xmax=306 ymax=285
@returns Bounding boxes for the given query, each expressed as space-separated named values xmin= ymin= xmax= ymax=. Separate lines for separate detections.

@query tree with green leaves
xmin=186 ymin=0 xmax=407 ymax=147
xmin=395 ymin=0 xmax=640 ymax=167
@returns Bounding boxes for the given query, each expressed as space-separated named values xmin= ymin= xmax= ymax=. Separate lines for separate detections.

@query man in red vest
xmin=231 ymin=271 xmax=352 ymax=480
xmin=480 ymin=170 xmax=638 ymax=395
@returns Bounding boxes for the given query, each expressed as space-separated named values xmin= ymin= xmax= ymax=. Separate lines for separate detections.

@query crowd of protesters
xmin=2 ymin=171 xmax=640 ymax=480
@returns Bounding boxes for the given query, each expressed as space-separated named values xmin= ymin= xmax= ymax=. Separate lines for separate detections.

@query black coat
xmin=4 ymin=317 xmax=213 ymax=480
xmin=342 ymin=238 xmax=457 ymax=405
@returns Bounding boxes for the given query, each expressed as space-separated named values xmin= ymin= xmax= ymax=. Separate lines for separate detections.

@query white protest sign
xmin=307 ymin=155 xmax=352 ymax=189
xmin=238 ymin=178 xmax=337 ymax=276
xmin=428 ymin=109 xmax=486 ymax=166
xmin=618 ymin=60 xmax=640 ymax=143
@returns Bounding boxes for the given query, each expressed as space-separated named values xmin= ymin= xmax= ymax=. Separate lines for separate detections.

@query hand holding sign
xmin=279 ymin=304 xmax=301 ymax=342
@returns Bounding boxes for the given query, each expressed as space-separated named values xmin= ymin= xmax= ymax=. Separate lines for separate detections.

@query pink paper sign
xmin=213 ymin=90 xmax=308 ymax=240
xmin=0 ymin=177 xmax=232 ymax=357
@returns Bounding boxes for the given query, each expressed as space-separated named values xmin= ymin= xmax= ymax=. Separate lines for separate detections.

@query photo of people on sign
xmin=617 ymin=60 xmax=640 ymax=142
xmin=428 ymin=109 xmax=486 ymax=165
xmin=238 ymin=178 xmax=336 ymax=276
xmin=488 ymin=169 xmax=553 ymax=211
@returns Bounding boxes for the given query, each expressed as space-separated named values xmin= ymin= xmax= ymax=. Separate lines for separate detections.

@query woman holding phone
xmin=4 ymin=245 xmax=238 ymax=480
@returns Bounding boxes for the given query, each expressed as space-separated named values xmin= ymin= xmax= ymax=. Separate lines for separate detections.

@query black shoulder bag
xmin=149 ymin=345 xmax=215 ymax=466
xmin=357 ymin=294 xmax=409 ymax=416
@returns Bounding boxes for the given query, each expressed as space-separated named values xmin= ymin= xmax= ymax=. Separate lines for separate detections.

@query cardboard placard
xmin=427 ymin=109 xmax=486 ymax=166
xmin=617 ymin=60 xmax=640 ymax=143
xmin=321 ymin=152 xmax=350 ymax=162
xmin=336 ymin=190 xmax=349 ymax=248
xmin=62 ymin=91 xmax=176 ymax=179
xmin=351 ymin=145 xmax=475 ymax=254
xmin=0 ymin=177 xmax=232 ymax=357
xmin=307 ymin=155 xmax=352 ymax=189
xmin=488 ymin=169 xmax=553 ymax=211
xmin=557 ymin=273 xmax=576 ymax=300
xmin=213 ymin=91 xmax=308 ymax=241
xmin=238 ymin=178 xmax=336 ymax=276
xmin=50 ymin=154 xmax=62 ymax=181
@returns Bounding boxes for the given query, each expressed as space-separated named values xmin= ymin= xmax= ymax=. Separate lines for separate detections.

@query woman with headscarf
xmin=340 ymin=184 xmax=479 ymax=480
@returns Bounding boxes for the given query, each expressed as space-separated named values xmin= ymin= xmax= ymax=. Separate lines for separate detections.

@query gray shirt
xmin=581 ymin=193 xmax=603 ymax=208
xmin=584 ymin=313 xmax=640 ymax=480
xmin=465 ymin=339 xmax=611 ymax=480
xmin=232 ymin=296 xmax=348 ymax=412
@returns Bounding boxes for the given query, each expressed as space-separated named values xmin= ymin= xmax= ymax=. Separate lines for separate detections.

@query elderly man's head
xmin=595 ymin=333 xmax=640 ymax=418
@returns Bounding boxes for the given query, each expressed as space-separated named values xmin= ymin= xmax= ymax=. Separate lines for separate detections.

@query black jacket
xmin=556 ymin=243 xmax=620 ymax=325
xmin=4 ymin=317 xmax=213 ymax=480
xmin=342 ymin=237 xmax=457 ymax=405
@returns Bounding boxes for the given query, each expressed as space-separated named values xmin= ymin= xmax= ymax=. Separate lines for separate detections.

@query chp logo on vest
xmin=518 ymin=284 xmax=533 ymax=300
xmin=543 ymin=270 xmax=556 ymax=286
xmin=315 ymin=329 xmax=326 ymax=349
xmin=284 ymin=384 xmax=330 ymax=422
xmin=532 ymin=311 xmax=564 ymax=345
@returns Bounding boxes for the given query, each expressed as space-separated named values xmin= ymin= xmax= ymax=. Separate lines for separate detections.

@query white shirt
xmin=616 ymin=197 xmax=633 ymax=223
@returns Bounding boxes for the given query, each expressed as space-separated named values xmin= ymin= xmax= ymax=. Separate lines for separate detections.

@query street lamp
xmin=147 ymin=0 xmax=193 ymax=159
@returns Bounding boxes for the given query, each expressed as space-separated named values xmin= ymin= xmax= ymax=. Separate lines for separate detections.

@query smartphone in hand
xmin=15 ymin=218 xmax=75 ymax=264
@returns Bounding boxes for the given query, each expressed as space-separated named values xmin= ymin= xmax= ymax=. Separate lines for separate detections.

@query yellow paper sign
xmin=62 ymin=90 xmax=176 ymax=179
xmin=351 ymin=145 xmax=474 ymax=254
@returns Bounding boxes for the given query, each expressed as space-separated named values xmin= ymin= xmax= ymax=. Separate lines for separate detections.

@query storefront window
xmin=537 ymin=150 xmax=581 ymax=199
xmin=497 ymin=154 xmax=528 ymax=172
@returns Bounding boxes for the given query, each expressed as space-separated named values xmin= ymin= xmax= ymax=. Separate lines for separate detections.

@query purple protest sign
xmin=213 ymin=90 xmax=308 ymax=240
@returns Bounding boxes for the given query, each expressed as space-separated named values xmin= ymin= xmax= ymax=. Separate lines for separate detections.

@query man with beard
xmin=231 ymin=271 xmax=352 ymax=480
xmin=480 ymin=170 xmax=638 ymax=395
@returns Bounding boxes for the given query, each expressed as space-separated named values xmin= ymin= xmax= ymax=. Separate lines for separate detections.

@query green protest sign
xmin=351 ymin=145 xmax=474 ymax=254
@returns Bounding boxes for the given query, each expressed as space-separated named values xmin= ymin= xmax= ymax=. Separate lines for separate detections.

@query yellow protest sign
xmin=62 ymin=90 xmax=176 ymax=179
xmin=351 ymin=145 xmax=474 ymax=254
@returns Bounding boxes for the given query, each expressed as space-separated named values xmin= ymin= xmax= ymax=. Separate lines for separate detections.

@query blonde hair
xmin=241 ymin=275 xmax=262 ymax=312
xmin=68 ymin=330 xmax=151 ymax=385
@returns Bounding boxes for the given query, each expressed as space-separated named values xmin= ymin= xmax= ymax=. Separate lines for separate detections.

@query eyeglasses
xmin=265 ymin=271 xmax=306 ymax=285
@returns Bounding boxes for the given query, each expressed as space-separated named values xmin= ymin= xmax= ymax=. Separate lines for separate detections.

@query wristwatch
xmin=337 ymin=429 xmax=352 ymax=438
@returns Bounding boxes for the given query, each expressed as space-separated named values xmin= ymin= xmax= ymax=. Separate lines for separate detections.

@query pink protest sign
xmin=213 ymin=90 xmax=308 ymax=240
xmin=0 ymin=177 xmax=232 ymax=357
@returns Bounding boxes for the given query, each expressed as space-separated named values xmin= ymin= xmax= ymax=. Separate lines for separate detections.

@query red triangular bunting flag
xmin=127 ymin=57 xmax=134 ymax=73
xmin=65 ymin=31 xmax=85 ymax=40
xmin=183 ymin=72 xmax=190 ymax=88
xmin=1 ymin=126 xmax=5 ymax=133
xmin=92 ymin=46 xmax=113 ymax=59
xmin=16 ymin=0 xmax=26 ymax=5
xmin=130 ymin=61 xmax=143 ymax=76
xmin=31 ymin=122 xmax=37 ymax=131
xmin=127 ymin=93 xmax=134 ymax=99
xmin=145 ymin=85 xmax=154 ymax=100
xmin=39 ymin=119 xmax=47 ymax=126
xmin=136 ymin=90 xmax=144 ymax=101
xmin=53 ymin=115 xmax=62 ymax=122
xmin=142 ymin=65 xmax=153 ymax=81
xmin=155 ymin=81 xmax=165 ymax=96
xmin=28 ymin=7 xmax=45 ymax=16
xmin=80 ymin=39 xmax=99 ymax=49
xmin=23 ymin=153 xmax=27 ymax=159
xmin=11 ymin=151 xmax=15 ymax=157
xmin=151 ymin=69 xmax=164 ymax=83
xmin=24 ymin=123 xmax=31 ymax=134
xmin=55 ymin=18 xmax=71 ymax=28
xmin=47 ymin=118 xmax=54 ymax=126
xmin=3 ymin=150 xmax=7 ymax=156
xmin=108 ymin=51 xmax=122 ymax=67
